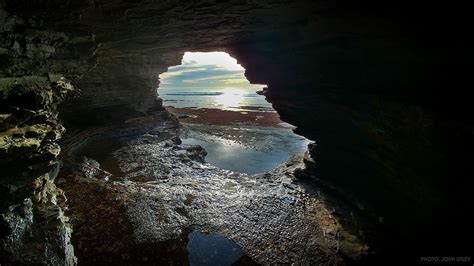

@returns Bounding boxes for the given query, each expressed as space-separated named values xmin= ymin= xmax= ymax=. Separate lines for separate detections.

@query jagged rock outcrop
xmin=1 ymin=0 xmax=473 ymax=263
xmin=0 ymin=2 xmax=96 ymax=264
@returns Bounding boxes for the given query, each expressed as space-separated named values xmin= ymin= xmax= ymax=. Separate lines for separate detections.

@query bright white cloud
xmin=158 ymin=52 xmax=265 ymax=90
xmin=182 ymin=52 xmax=244 ymax=71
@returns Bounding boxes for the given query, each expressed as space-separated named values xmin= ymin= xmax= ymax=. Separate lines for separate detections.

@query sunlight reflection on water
xmin=182 ymin=126 xmax=310 ymax=174
xmin=214 ymin=89 xmax=245 ymax=109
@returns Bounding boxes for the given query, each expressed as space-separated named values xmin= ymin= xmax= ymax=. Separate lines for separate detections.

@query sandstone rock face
xmin=1 ymin=0 xmax=473 ymax=262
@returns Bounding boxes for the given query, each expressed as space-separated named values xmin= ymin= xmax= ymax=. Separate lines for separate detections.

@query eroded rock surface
xmin=0 ymin=3 xmax=96 ymax=264
xmin=59 ymin=119 xmax=368 ymax=264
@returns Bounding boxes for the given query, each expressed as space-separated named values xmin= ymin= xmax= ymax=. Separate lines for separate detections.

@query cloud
xmin=159 ymin=61 xmax=249 ymax=88
xmin=182 ymin=73 xmax=243 ymax=83
xmin=182 ymin=60 xmax=198 ymax=65
xmin=222 ymin=78 xmax=248 ymax=84
xmin=158 ymin=52 xmax=265 ymax=89
xmin=210 ymin=67 xmax=228 ymax=71
xmin=161 ymin=67 xmax=207 ymax=77
xmin=182 ymin=52 xmax=244 ymax=71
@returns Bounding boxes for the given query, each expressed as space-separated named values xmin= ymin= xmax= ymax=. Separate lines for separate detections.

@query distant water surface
xmin=159 ymin=87 xmax=273 ymax=112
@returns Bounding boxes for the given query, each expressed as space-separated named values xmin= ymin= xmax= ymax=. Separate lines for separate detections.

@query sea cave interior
xmin=0 ymin=0 xmax=473 ymax=265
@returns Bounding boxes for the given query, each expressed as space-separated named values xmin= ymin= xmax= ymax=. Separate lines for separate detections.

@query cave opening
xmin=2 ymin=1 xmax=474 ymax=263
xmin=158 ymin=52 xmax=310 ymax=174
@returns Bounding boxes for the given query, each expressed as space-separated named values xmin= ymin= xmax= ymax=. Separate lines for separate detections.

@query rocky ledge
xmin=56 ymin=109 xmax=368 ymax=265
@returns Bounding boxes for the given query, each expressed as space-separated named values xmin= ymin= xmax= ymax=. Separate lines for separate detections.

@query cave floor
xmin=58 ymin=111 xmax=366 ymax=265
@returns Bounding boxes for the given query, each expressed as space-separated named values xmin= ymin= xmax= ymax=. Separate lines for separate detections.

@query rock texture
xmin=1 ymin=0 xmax=473 ymax=263
xmin=0 ymin=2 xmax=96 ymax=264
xmin=57 ymin=116 xmax=367 ymax=264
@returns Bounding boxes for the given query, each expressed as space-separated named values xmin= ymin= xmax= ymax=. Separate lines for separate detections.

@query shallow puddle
xmin=182 ymin=124 xmax=310 ymax=174
xmin=187 ymin=232 xmax=253 ymax=265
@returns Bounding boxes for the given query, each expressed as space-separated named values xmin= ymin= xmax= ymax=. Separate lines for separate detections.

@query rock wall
xmin=0 ymin=2 xmax=96 ymax=263
xmin=1 ymin=0 xmax=473 ymax=262
xmin=226 ymin=6 xmax=474 ymax=254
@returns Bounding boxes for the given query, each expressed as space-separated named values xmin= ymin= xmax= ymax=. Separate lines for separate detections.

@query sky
xmin=158 ymin=52 xmax=264 ymax=90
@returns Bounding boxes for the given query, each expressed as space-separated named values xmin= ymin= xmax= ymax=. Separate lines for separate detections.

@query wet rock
xmin=78 ymin=157 xmax=112 ymax=180
xmin=58 ymin=125 xmax=368 ymax=264
xmin=184 ymin=145 xmax=207 ymax=163
xmin=163 ymin=136 xmax=181 ymax=147
xmin=171 ymin=136 xmax=181 ymax=145
xmin=1 ymin=175 xmax=76 ymax=265
xmin=0 ymin=4 xmax=97 ymax=263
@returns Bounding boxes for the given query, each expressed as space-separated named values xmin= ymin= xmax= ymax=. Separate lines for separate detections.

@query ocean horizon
xmin=158 ymin=87 xmax=274 ymax=112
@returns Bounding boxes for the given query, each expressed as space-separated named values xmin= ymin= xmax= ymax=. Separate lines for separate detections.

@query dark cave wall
xmin=1 ymin=0 xmax=473 ymax=262
xmin=59 ymin=50 xmax=181 ymax=127
xmin=0 ymin=1 xmax=97 ymax=263
xmin=231 ymin=40 xmax=474 ymax=242
xmin=227 ymin=6 xmax=474 ymax=250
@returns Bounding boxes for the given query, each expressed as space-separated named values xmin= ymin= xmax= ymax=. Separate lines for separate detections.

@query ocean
xmin=158 ymin=87 xmax=274 ymax=112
